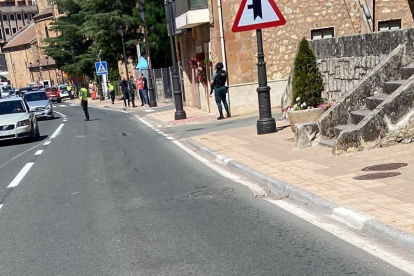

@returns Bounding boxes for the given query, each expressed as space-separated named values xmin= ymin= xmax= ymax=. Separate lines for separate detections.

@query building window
xmin=24 ymin=13 xmax=28 ymax=19
xmin=378 ymin=19 xmax=402 ymax=31
xmin=311 ymin=27 xmax=334 ymax=40
xmin=45 ymin=26 xmax=49 ymax=38
xmin=5 ymin=28 xmax=10 ymax=35
xmin=10 ymin=14 xmax=15 ymax=21
xmin=32 ymin=13 xmax=36 ymax=17
xmin=0 ymin=30 xmax=2 ymax=39
xmin=12 ymin=27 xmax=16 ymax=34
xmin=17 ymin=14 xmax=22 ymax=20
xmin=2 ymin=14 xmax=8 ymax=21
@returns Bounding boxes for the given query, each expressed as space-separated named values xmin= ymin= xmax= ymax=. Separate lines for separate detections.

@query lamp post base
xmin=149 ymin=101 xmax=157 ymax=108
xmin=174 ymin=110 xmax=187 ymax=120
xmin=257 ymin=118 xmax=277 ymax=135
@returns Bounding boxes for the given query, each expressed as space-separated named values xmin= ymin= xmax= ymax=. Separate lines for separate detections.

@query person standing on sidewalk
xmin=137 ymin=75 xmax=145 ymax=106
xmin=108 ymin=81 xmax=115 ymax=104
xmin=129 ymin=76 xmax=137 ymax=108
xmin=210 ymin=62 xmax=230 ymax=120
xmin=120 ymin=78 xmax=130 ymax=110
xmin=79 ymin=86 xmax=90 ymax=121
xmin=141 ymin=73 xmax=149 ymax=106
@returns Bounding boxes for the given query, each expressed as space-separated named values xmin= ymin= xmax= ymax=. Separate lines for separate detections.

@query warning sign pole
xmin=256 ymin=28 xmax=276 ymax=135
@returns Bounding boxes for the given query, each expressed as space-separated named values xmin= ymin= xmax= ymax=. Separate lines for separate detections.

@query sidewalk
xmin=139 ymin=106 xmax=414 ymax=251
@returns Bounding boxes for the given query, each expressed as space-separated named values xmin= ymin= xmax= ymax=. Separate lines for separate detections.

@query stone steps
xmin=383 ymin=80 xmax=406 ymax=94
xmin=350 ymin=109 xmax=372 ymax=124
xmin=319 ymin=138 xmax=335 ymax=148
xmin=366 ymin=94 xmax=388 ymax=110
xmin=334 ymin=124 xmax=358 ymax=138
xmin=401 ymin=66 xmax=414 ymax=80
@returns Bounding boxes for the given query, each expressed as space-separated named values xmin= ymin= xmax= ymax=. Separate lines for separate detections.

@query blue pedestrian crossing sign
xmin=95 ymin=61 xmax=108 ymax=75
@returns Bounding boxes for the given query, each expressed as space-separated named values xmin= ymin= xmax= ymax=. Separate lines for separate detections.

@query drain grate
xmin=362 ymin=163 xmax=408 ymax=171
xmin=187 ymin=188 xmax=233 ymax=198
xmin=354 ymin=172 xmax=401 ymax=180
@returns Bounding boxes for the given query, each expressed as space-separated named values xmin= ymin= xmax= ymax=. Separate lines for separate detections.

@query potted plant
xmin=287 ymin=37 xmax=326 ymax=132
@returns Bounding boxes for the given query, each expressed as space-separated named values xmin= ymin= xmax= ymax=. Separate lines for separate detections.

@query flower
xmin=317 ymin=102 xmax=333 ymax=110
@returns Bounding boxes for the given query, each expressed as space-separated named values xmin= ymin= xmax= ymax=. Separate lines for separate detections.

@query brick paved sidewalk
xmin=189 ymin=120 xmax=414 ymax=237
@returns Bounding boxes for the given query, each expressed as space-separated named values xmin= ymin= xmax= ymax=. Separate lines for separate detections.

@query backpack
xmin=214 ymin=69 xmax=227 ymax=87
xmin=129 ymin=80 xmax=136 ymax=90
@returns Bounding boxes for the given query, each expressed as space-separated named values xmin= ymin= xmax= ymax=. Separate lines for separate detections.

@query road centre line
xmin=0 ymin=142 xmax=43 ymax=170
xmin=44 ymin=141 xmax=51 ymax=145
xmin=34 ymin=150 xmax=43 ymax=155
xmin=50 ymin=124 xmax=65 ymax=139
xmin=0 ymin=204 xmax=3 ymax=211
xmin=8 ymin=162 xmax=34 ymax=188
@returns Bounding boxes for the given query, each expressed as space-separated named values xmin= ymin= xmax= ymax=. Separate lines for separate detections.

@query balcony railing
xmin=0 ymin=5 xmax=38 ymax=13
xmin=174 ymin=0 xmax=208 ymax=17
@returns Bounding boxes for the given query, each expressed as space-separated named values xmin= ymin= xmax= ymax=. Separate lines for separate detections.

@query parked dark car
xmin=16 ymin=86 xmax=43 ymax=97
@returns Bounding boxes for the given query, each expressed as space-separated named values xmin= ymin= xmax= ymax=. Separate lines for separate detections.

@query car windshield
xmin=0 ymin=101 xmax=26 ymax=115
xmin=24 ymin=92 xmax=48 ymax=102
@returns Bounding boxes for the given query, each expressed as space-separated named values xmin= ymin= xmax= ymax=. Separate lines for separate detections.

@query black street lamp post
xmin=28 ymin=62 xmax=34 ymax=82
xmin=140 ymin=1 xmax=157 ymax=107
xmin=37 ymin=59 xmax=43 ymax=82
xmin=256 ymin=29 xmax=276 ymax=135
xmin=165 ymin=0 xmax=186 ymax=120
xmin=45 ymin=56 xmax=52 ymax=86
xmin=70 ymin=46 xmax=79 ymax=95
xmin=117 ymin=26 xmax=130 ymax=82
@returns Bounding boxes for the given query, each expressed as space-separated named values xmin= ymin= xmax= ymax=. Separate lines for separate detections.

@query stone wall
xmin=209 ymin=0 xmax=413 ymax=87
xmin=5 ymin=47 xmax=33 ymax=88
xmin=311 ymin=29 xmax=406 ymax=101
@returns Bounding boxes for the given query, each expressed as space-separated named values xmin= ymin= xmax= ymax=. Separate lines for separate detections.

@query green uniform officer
xmin=79 ymin=87 xmax=90 ymax=121
xmin=210 ymin=62 xmax=230 ymax=120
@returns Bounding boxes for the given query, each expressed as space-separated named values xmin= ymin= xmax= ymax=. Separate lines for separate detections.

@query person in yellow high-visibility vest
xmin=79 ymin=86 xmax=90 ymax=121
xmin=67 ymin=84 xmax=74 ymax=100
xmin=108 ymin=82 xmax=115 ymax=104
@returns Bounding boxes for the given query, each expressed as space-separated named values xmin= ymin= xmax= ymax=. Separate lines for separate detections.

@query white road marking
xmin=143 ymin=109 xmax=156 ymax=112
xmin=138 ymin=118 xmax=154 ymax=128
xmin=0 ymin=204 xmax=3 ymax=211
xmin=43 ymin=141 xmax=51 ymax=145
xmin=266 ymin=199 xmax=414 ymax=275
xmin=136 ymin=116 xmax=414 ymax=272
xmin=167 ymin=137 xmax=175 ymax=140
xmin=8 ymin=162 xmax=34 ymax=188
xmin=50 ymin=124 xmax=64 ymax=139
xmin=34 ymin=150 xmax=43 ymax=155
xmin=0 ymin=142 xmax=43 ymax=170
xmin=59 ymin=105 xmax=65 ymax=107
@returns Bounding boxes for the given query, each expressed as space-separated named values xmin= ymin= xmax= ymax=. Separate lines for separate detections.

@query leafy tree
xmin=43 ymin=0 xmax=172 ymax=79
xmin=292 ymin=37 xmax=324 ymax=108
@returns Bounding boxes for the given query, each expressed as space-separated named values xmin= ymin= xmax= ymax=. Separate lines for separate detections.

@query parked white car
xmin=0 ymin=98 xmax=40 ymax=142
xmin=58 ymin=84 xmax=69 ymax=99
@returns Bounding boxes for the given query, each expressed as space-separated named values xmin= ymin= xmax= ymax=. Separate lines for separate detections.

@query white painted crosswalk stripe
xmin=8 ymin=163 xmax=34 ymax=188
xmin=34 ymin=150 xmax=43 ymax=155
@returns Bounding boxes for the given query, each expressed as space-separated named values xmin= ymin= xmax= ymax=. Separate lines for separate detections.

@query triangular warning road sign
xmin=97 ymin=63 xmax=106 ymax=72
xmin=232 ymin=0 xmax=286 ymax=33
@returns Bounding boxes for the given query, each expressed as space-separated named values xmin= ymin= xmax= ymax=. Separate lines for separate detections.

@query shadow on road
xmin=0 ymin=134 xmax=49 ymax=147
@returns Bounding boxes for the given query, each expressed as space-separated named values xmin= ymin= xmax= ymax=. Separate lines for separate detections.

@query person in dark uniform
xmin=79 ymin=86 xmax=90 ymax=121
xmin=210 ymin=62 xmax=230 ymax=120
xmin=120 ymin=78 xmax=130 ymax=110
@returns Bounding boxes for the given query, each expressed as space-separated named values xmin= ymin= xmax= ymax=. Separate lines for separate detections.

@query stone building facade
xmin=3 ymin=0 xmax=61 ymax=88
xmin=173 ymin=0 xmax=414 ymax=115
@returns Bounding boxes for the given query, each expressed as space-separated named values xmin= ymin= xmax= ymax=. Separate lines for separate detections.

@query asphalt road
xmin=0 ymin=101 xmax=408 ymax=276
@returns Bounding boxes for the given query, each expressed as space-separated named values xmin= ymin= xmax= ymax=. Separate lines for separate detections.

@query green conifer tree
xmin=291 ymin=38 xmax=324 ymax=108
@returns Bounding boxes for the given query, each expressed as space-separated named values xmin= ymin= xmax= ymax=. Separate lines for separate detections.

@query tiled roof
xmin=3 ymin=23 xmax=36 ymax=50
xmin=33 ymin=6 xmax=53 ymax=20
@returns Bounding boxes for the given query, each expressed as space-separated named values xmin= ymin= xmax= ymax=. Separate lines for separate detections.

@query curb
xmin=186 ymin=137 xmax=414 ymax=254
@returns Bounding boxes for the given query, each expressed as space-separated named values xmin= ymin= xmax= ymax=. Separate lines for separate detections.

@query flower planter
xmin=287 ymin=108 xmax=325 ymax=132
